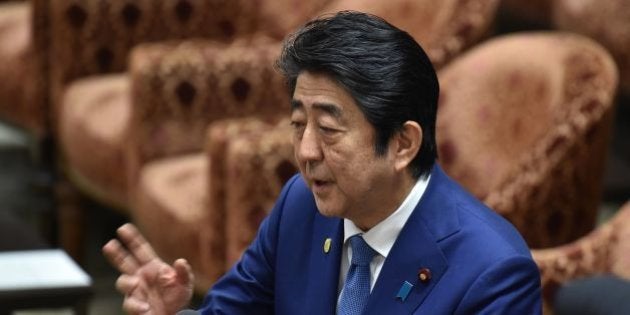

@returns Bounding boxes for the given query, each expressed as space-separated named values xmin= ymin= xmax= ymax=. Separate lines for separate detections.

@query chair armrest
xmin=221 ymin=119 xmax=296 ymax=267
xmin=199 ymin=117 xmax=281 ymax=285
xmin=533 ymin=202 xmax=630 ymax=312
xmin=437 ymin=33 xmax=618 ymax=248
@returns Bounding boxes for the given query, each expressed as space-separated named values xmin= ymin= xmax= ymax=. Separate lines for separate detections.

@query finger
xmin=122 ymin=295 xmax=150 ymax=314
xmin=103 ymin=239 xmax=140 ymax=274
xmin=173 ymin=258 xmax=194 ymax=287
xmin=115 ymin=274 xmax=140 ymax=295
xmin=117 ymin=223 xmax=158 ymax=265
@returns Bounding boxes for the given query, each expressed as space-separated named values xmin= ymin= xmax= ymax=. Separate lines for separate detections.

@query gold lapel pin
xmin=418 ymin=268 xmax=432 ymax=283
xmin=323 ymin=238 xmax=332 ymax=253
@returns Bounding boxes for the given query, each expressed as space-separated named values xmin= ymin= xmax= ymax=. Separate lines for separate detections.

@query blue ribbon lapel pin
xmin=395 ymin=281 xmax=414 ymax=302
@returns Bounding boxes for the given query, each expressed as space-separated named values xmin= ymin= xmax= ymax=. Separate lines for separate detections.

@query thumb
xmin=173 ymin=258 xmax=194 ymax=286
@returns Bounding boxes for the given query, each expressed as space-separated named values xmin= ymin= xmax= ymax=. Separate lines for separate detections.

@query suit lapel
xmin=364 ymin=165 xmax=460 ymax=314
xmin=365 ymin=216 xmax=448 ymax=314
xmin=304 ymin=212 xmax=343 ymax=314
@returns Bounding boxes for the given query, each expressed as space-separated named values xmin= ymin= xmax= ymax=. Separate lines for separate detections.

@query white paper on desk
xmin=0 ymin=249 xmax=92 ymax=290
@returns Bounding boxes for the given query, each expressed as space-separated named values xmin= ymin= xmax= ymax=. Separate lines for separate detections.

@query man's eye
xmin=319 ymin=126 xmax=338 ymax=134
xmin=290 ymin=121 xmax=305 ymax=129
xmin=290 ymin=121 xmax=306 ymax=138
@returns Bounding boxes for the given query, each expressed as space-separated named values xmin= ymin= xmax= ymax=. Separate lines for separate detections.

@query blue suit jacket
xmin=200 ymin=165 xmax=542 ymax=314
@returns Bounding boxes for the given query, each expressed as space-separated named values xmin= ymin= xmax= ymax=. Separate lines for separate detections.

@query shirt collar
xmin=343 ymin=174 xmax=431 ymax=258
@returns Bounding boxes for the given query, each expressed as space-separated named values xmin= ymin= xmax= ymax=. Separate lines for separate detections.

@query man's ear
xmin=392 ymin=121 xmax=422 ymax=172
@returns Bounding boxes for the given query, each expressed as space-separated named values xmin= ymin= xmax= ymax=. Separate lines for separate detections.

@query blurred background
xmin=0 ymin=0 xmax=628 ymax=314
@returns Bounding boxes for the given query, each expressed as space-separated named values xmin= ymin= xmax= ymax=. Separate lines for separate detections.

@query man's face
xmin=290 ymin=72 xmax=401 ymax=229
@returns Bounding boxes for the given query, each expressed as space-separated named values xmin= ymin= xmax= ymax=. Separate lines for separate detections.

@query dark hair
xmin=277 ymin=11 xmax=439 ymax=179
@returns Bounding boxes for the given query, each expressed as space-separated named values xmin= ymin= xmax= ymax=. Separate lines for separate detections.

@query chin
xmin=317 ymin=209 xmax=338 ymax=218
xmin=314 ymin=200 xmax=345 ymax=219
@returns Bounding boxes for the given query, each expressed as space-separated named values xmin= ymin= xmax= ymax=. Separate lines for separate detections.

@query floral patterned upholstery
xmin=54 ymin=0 xmax=257 ymax=206
xmin=0 ymin=1 xmax=42 ymax=135
xmin=126 ymin=39 xmax=286 ymax=192
xmin=60 ymin=74 xmax=130 ymax=209
xmin=533 ymin=201 xmax=630 ymax=314
xmin=134 ymin=153 xmax=208 ymax=288
xmin=129 ymin=40 xmax=288 ymax=292
xmin=222 ymin=119 xmax=296 ymax=268
xmin=498 ymin=0 xmax=551 ymax=26
xmin=201 ymin=118 xmax=279 ymax=286
xmin=553 ymin=0 xmax=630 ymax=93
xmin=49 ymin=0 xmax=261 ymax=123
xmin=57 ymin=0 xmax=324 ymax=210
xmin=497 ymin=0 xmax=630 ymax=93
xmin=437 ymin=33 xmax=618 ymax=249
xmin=52 ymin=1 xmax=326 ymax=262
xmin=319 ymin=0 xmax=500 ymax=68
xmin=257 ymin=0 xmax=334 ymax=40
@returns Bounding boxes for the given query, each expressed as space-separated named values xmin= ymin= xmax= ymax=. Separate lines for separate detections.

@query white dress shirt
xmin=337 ymin=175 xmax=431 ymax=297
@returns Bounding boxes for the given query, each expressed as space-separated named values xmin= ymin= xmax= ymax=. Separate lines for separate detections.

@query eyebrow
xmin=290 ymin=99 xmax=343 ymax=119
xmin=291 ymin=99 xmax=303 ymax=111
xmin=313 ymin=103 xmax=342 ymax=119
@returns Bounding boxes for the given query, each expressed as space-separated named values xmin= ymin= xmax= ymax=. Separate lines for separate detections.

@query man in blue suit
xmin=104 ymin=11 xmax=541 ymax=314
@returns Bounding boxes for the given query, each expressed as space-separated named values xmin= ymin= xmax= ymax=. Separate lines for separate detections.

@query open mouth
xmin=312 ymin=179 xmax=332 ymax=192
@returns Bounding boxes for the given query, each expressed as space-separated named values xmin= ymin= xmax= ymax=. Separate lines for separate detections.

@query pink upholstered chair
xmin=423 ymin=31 xmax=620 ymax=314
xmin=319 ymin=0 xmax=500 ymax=68
xmin=437 ymin=32 xmax=618 ymax=249
xmin=0 ymin=1 xmax=30 ymax=126
xmin=129 ymin=40 xmax=289 ymax=291
xmin=54 ymin=0 xmax=330 ymax=289
xmin=57 ymin=0 xmax=270 ymax=213
xmin=497 ymin=0 xmax=551 ymax=27
xmin=54 ymin=0 xmax=259 ymax=259
xmin=533 ymin=201 xmax=630 ymax=314
xmin=552 ymin=0 xmax=630 ymax=94
xmin=0 ymin=0 xmax=47 ymax=138
xmin=155 ymin=117 xmax=293 ymax=289
xmin=55 ymin=0 xmax=328 ymax=260
xmin=201 ymin=118 xmax=282 ymax=288
xmin=221 ymin=120 xmax=296 ymax=269
xmin=497 ymin=0 xmax=630 ymax=94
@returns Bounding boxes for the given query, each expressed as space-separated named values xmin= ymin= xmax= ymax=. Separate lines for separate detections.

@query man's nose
xmin=297 ymin=126 xmax=323 ymax=163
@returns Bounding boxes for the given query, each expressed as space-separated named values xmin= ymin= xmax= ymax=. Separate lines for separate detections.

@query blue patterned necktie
xmin=338 ymin=234 xmax=378 ymax=315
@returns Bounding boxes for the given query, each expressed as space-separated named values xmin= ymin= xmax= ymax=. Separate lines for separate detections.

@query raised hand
xmin=103 ymin=223 xmax=194 ymax=315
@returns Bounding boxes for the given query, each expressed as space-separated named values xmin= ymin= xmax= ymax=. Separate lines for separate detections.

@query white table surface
xmin=0 ymin=249 xmax=92 ymax=290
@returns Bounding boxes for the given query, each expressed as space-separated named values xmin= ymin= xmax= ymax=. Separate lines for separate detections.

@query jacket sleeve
xmin=454 ymin=255 xmax=543 ymax=315
xmin=198 ymin=175 xmax=300 ymax=315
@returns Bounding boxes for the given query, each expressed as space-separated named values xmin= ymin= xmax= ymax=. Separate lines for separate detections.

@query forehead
xmin=292 ymin=72 xmax=360 ymax=115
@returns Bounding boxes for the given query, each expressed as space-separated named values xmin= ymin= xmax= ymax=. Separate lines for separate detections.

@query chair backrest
xmin=498 ymin=0 xmax=551 ymax=26
xmin=257 ymin=0 xmax=334 ymax=40
xmin=125 ymin=38 xmax=288 ymax=188
xmin=318 ymin=0 xmax=500 ymax=68
xmin=437 ymin=32 xmax=618 ymax=248
xmin=0 ymin=2 xmax=40 ymax=134
xmin=37 ymin=0 xmax=329 ymax=130
xmin=553 ymin=0 xmax=630 ymax=93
